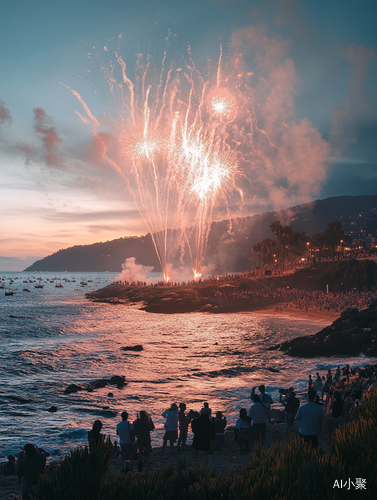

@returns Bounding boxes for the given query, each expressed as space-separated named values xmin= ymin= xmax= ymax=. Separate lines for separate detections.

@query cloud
xmin=33 ymin=108 xmax=64 ymax=168
xmin=330 ymin=44 xmax=375 ymax=157
xmin=227 ymin=25 xmax=330 ymax=211
xmin=0 ymin=99 xmax=12 ymax=127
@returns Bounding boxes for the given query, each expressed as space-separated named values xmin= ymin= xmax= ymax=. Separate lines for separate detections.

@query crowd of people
xmin=209 ymin=284 xmax=377 ymax=313
xmin=86 ymin=363 xmax=377 ymax=471
xmin=3 ymin=364 xmax=376 ymax=490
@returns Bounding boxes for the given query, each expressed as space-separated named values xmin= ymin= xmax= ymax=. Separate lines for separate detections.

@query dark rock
xmin=47 ymin=405 xmax=58 ymax=412
xmin=340 ymin=307 xmax=358 ymax=320
xmin=121 ymin=345 xmax=143 ymax=352
xmin=110 ymin=375 xmax=125 ymax=386
xmin=64 ymin=384 xmax=83 ymax=395
xmin=108 ymin=392 xmax=114 ymax=397
xmin=351 ymin=333 xmax=371 ymax=345
xmin=268 ymin=367 xmax=279 ymax=372
xmin=272 ymin=302 xmax=377 ymax=357
xmin=92 ymin=380 xmax=108 ymax=389
xmin=68 ymin=375 xmax=126 ymax=394
xmin=339 ymin=320 xmax=361 ymax=331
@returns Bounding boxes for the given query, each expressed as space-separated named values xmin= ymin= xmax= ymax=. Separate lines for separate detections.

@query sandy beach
xmin=251 ymin=303 xmax=339 ymax=322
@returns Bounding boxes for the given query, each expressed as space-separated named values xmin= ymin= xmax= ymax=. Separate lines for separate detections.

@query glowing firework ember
xmin=193 ymin=269 xmax=202 ymax=282
xmin=65 ymin=46 xmax=240 ymax=280
xmin=207 ymin=87 xmax=237 ymax=121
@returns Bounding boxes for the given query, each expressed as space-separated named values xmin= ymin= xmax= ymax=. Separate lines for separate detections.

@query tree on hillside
xmin=311 ymin=221 xmax=352 ymax=254
xmin=253 ymin=238 xmax=280 ymax=266
xmin=269 ymin=220 xmax=309 ymax=259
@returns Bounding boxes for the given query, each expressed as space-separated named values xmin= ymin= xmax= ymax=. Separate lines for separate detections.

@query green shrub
xmin=33 ymin=439 xmax=112 ymax=500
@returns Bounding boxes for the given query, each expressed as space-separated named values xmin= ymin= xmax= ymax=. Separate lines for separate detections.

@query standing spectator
xmin=162 ymin=403 xmax=179 ymax=452
xmin=295 ymin=388 xmax=324 ymax=448
xmin=0 ymin=455 xmax=16 ymax=476
xmin=308 ymin=375 xmax=314 ymax=390
xmin=344 ymin=364 xmax=350 ymax=385
xmin=249 ymin=394 xmax=268 ymax=447
xmin=116 ymin=411 xmax=134 ymax=467
xmin=280 ymin=391 xmax=300 ymax=432
xmin=200 ymin=402 xmax=212 ymax=418
xmin=177 ymin=403 xmax=190 ymax=451
xmin=235 ymin=409 xmax=250 ymax=454
xmin=133 ymin=411 xmax=155 ymax=459
xmin=191 ymin=407 xmax=215 ymax=459
xmin=326 ymin=369 xmax=333 ymax=387
xmin=321 ymin=377 xmax=328 ymax=401
xmin=251 ymin=385 xmax=273 ymax=426
xmin=88 ymin=420 xmax=104 ymax=451
xmin=315 ymin=374 xmax=323 ymax=396
xmin=330 ymin=391 xmax=344 ymax=418
xmin=213 ymin=411 xmax=227 ymax=451
xmin=17 ymin=444 xmax=50 ymax=500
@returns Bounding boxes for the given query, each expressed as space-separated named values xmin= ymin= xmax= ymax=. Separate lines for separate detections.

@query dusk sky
xmin=1 ymin=0 xmax=376 ymax=271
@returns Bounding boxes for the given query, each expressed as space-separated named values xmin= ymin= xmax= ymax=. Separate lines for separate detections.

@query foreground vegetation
xmin=32 ymin=391 xmax=377 ymax=500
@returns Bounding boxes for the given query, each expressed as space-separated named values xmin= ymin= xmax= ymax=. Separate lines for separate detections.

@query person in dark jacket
xmin=330 ymin=391 xmax=344 ymax=418
xmin=17 ymin=444 xmax=50 ymax=500
xmin=191 ymin=407 xmax=215 ymax=458
xmin=88 ymin=420 xmax=104 ymax=451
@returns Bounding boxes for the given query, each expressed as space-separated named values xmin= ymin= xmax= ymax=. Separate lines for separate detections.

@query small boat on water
xmin=5 ymin=287 xmax=15 ymax=296
xmin=35 ymin=280 xmax=44 ymax=289
xmin=55 ymin=278 xmax=64 ymax=288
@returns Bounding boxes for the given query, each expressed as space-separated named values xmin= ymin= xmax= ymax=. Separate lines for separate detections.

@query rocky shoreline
xmin=269 ymin=300 xmax=377 ymax=357
xmin=85 ymin=282 xmax=285 ymax=314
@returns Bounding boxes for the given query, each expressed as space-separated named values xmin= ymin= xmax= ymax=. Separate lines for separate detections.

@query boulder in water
xmin=63 ymin=384 xmax=83 ymax=395
xmin=121 ymin=345 xmax=143 ymax=352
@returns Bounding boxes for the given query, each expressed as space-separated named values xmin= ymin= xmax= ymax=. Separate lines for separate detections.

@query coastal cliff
xmin=85 ymin=280 xmax=285 ymax=314
xmin=270 ymin=300 xmax=377 ymax=357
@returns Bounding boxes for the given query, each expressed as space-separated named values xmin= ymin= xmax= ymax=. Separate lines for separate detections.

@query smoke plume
xmin=115 ymin=257 xmax=154 ymax=284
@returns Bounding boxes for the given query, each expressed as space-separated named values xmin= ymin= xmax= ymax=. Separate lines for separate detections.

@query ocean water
xmin=0 ymin=271 xmax=375 ymax=461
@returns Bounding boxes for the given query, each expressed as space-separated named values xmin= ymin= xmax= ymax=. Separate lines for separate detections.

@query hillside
xmin=24 ymin=195 xmax=377 ymax=272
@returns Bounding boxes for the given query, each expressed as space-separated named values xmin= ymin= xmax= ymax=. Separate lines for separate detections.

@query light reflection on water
xmin=0 ymin=272 xmax=375 ymax=458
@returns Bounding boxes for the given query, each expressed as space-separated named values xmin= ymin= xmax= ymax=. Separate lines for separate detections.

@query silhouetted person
xmin=249 ymin=394 xmax=268 ymax=447
xmin=17 ymin=444 xmax=50 ymax=500
xmin=235 ymin=409 xmax=250 ymax=454
xmin=162 ymin=403 xmax=179 ymax=452
xmin=88 ymin=420 xmax=104 ymax=451
xmin=280 ymin=391 xmax=300 ymax=431
xmin=177 ymin=403 xmax=191 ymax=451
xmin=213 ymin=411 xmax=227 ymax=451
xmin=191 ymin=407 xmax=215 ymax=458
xmin=251 ymin=385 xmax=273 ymax=425
xmin=330 ymin=391 xmax=344 ymax=418
xmin=116 ymin=411 xmax=134 ymax=467
xmin=133 ymin=411 xmax=155 ymax=459
xmin=295 ymin=388 xmax=324 ymax=448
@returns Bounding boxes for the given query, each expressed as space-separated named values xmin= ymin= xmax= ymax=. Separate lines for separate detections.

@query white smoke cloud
xmin=115 ymin=257 xmax=154 ymax=284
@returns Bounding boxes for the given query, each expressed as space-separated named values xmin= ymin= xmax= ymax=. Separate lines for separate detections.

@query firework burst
xmin=66 ymin=47 xmax=241 ymax=279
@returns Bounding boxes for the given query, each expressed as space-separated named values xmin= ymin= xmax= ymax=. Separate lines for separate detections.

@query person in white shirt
xmin=249 ymin=394 xmax=268 ymax=447
xmin=162 ymin=403 xmax=179 ymax=452
xmin=116 ymin=411 xmax=134 ymax=466
xmin=235 ymin=408 xmax=250 ymax=454
xmin=295 ymin=388 xmax=324 ymax=448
